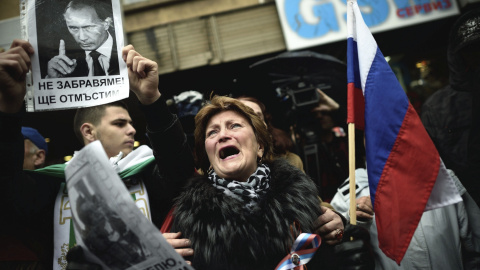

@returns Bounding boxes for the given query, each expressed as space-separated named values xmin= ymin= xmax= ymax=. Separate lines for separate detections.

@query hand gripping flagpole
xmin=275 ymin=233 xmax=321 ymax=270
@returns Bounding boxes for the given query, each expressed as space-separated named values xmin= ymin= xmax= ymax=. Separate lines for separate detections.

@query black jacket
xmin=66 ymin=34 xmax=120 ymax=78
xmin=421 ymin=24 xmax=480 ymax=204
xmin=421 ymin=31 xmax=474 ymax=174
xmin=0 ymin=97 xmax=194 ymax=268
xmin=173 ymin=159 xmax=326 ymax=270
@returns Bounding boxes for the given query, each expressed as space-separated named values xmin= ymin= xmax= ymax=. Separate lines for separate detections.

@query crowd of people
xmin=1 ymin=3 xmax=480 ymax=270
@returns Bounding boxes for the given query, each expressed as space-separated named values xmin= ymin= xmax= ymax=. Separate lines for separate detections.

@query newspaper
xmin=65 ymin=141 xmax=194 ymax=270
xmin=24 ymin=0 xmax=129 ymax=111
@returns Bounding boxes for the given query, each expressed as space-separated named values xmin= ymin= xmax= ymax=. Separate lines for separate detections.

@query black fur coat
xmin=173 ymin=159 xmax=324 ymax=270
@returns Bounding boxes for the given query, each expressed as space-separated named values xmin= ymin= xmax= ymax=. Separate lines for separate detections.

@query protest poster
xmin=65 ymin=141 xmax=194 ymax=270
xmin=24 ymin=0 xmax=129 ymax=111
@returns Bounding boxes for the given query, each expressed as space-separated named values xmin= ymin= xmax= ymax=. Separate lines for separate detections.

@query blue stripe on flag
xmin=363 ymin=46 xmax=409 ymax=204
xmin=347 ymin=38 xmax=361 ymax=89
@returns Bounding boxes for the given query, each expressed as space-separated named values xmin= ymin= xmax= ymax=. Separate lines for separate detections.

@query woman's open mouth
xmin=219 ymin=146 xmax=240 ymax=160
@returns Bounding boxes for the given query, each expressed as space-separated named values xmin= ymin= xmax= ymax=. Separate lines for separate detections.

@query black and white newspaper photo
xmin=25 ymin=0 xmax=129 ymax=111
xmin=65 ymin=141 xmax=194 ymax=270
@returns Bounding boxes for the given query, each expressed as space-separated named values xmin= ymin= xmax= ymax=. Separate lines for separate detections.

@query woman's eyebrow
xmin=206 ymin=123 xmax=219 ymax=130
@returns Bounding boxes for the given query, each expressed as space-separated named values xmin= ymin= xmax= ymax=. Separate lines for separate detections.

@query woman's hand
xmin=164 ymin=232 xmax=194 ymax=265
xmin=314 ymin=206 xmax=345 ymax=245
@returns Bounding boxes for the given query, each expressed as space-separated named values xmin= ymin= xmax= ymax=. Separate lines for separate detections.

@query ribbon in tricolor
xmin=275 ymin=233 xmax=321 ymax=270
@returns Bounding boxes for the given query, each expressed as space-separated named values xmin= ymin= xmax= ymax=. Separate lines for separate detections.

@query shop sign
xmin=275 ymin=0 xmax=460 ymax=50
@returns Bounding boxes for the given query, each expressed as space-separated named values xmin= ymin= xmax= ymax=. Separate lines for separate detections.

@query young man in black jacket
xmin=0 ymin=40 xmax=194 ymax=269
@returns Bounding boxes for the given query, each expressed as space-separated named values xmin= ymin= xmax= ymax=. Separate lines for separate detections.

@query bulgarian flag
xmin=346 ymin=0 xmax=462 ymax=264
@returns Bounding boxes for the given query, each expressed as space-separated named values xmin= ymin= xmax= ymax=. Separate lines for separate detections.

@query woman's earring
xmin=207 ymin=165 xmax=214 ymax=174
xmin=257 ymin=156 xmax=263 ymax=165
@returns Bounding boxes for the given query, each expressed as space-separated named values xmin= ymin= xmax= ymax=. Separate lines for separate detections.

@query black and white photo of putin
xmin=45 ymin=0 xmax=119 ymax=78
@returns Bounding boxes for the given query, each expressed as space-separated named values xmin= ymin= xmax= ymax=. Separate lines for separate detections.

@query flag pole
xmin=348 ymin=123 xmax=357 ymax=225
xmin=347 ymin=0 xmax=357 ymax=226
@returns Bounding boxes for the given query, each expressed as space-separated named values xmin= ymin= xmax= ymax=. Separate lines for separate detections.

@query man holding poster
xmin=0 ymin=40 xmax=194 ymax=269
xmin=46 ymin=0 xmax=119 ymax=78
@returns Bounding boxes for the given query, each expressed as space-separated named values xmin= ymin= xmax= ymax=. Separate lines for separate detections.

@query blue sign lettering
xmin=284 ymin=0 xmax=339 ymax=39
xmin=343 ymin=0 xmax=389 ymax=26
xmin=284 ymin=0 xmax=390 ymax=39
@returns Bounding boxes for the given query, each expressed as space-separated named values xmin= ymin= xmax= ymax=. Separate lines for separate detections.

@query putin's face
xmin=64 ymin=5 xmax=110 ymax=51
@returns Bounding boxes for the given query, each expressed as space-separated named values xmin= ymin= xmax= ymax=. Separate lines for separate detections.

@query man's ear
xmin=80 ymin=123 xmax=97 ymax=144
xmin=104 ymin=17 xmax=112 ymax=30
xmin=34 ymin=149 xmax=46 ymax=167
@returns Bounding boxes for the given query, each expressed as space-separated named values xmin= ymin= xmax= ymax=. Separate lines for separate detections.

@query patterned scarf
xmin=208 ymin=163 xmax=271 ymax=211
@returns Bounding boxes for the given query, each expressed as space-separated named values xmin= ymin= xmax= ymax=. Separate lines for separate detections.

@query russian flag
xmin=346 ymin=0 xmax=462 ymax=264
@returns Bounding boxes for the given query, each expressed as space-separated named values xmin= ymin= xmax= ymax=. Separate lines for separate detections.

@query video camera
xmin=276 ymin=82 xmax=332 ymax=112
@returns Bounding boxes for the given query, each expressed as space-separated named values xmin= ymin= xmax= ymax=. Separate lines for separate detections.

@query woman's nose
xmin=218 ymin=129 xmax=231 ymax=142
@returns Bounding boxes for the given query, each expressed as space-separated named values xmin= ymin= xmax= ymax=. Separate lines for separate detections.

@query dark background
xmin=22 ymin=12 xmax=461 ymax=165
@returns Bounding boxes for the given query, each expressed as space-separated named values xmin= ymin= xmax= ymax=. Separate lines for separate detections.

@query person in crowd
xmin=331 ymin=168 xmax=480 ymax=269
xmin=46 ymin=0 xmax=119 ymax=78
xmin=0 ymin=40 xmax=194 ymax=269
xmin=22 ymin=126 xmax=48 ymax=170
xmin=168 ymin=90 xmax=204 ymax=151
xmin=421 ymin=8 xmax=480 ymax=206
xmin=306 ymin=88 xmax=349 ymax=202
xmin=237 ymin=95 xmax=345 ymax=212
xmin=172 ymin=96 xmax=345 ymax=269
xmin=237 ymin=95 xmax=304 ymax=171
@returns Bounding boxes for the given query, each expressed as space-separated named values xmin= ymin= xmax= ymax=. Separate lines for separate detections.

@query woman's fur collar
xmin=173 ymin=159 xmax=321 ymax=270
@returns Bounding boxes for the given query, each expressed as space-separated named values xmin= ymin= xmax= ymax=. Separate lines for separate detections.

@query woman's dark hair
xmin=194 ymin=96 xmax=274 ymax=174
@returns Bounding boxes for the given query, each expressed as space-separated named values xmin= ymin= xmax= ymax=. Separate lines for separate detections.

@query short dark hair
xmin=194 ymin=96 xmax=274 ymax=174
xmin=73 ymin=101 xmax=128 ymax=144
xmin=64 ymin=0 xmax=113 ymax=22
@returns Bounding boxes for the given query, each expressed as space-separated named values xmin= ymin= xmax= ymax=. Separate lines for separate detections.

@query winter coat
xmin=173 ymin=159 xmax=325 ymax=270
xmin=421 ymin=17 xmax=480 ymax=203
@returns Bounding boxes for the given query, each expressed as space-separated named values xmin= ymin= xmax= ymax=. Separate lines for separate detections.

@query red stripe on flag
xmin=374 ymin=103 xmax=439 ymax=264
xmin=347 ymin=82 xmax=365 ymax=129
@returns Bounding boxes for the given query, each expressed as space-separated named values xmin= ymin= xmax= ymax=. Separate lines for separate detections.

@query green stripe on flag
xmin=69 ymin=219 xmax=77 ymax=248
xmin=26 ymin=157 xmax=156 ymax=179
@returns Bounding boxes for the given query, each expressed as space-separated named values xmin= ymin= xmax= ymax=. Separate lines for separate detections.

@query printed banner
xmin=65 ymin=141 xmax=193 ymax=270
xmin=25 ymin=0 xmax=129 ymax=111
